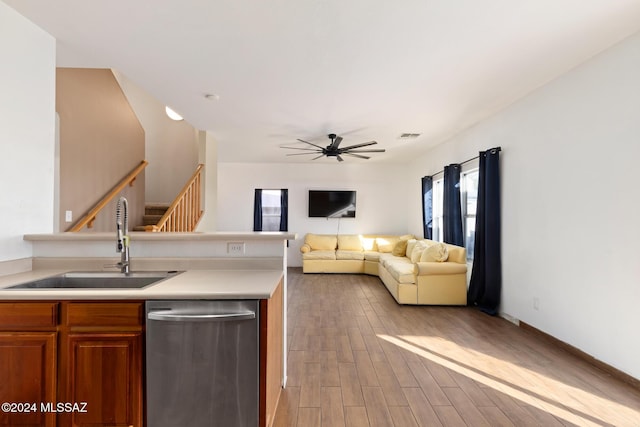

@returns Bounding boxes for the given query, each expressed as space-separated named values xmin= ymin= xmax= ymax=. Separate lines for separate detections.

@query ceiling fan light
xmin=165 ymin=106 xmax=183 ymax=121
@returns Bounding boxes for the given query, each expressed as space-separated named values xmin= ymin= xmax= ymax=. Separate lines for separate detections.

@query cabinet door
xmin=0 ymin=332 xmax=56 ymax=427
xmin=60 ymin=333 xmax=143 ymax=427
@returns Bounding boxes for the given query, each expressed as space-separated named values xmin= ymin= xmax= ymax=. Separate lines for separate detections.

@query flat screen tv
xmin=308 ymin=190 xmax=356 ymax=218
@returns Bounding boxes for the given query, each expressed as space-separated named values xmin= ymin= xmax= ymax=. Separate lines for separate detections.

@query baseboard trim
xmin=519 ymin=321 xmax=639 ymax=391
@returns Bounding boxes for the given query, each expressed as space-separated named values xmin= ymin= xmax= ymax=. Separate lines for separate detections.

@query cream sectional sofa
xmin=300 ymin=233 xmax=467 ymax=305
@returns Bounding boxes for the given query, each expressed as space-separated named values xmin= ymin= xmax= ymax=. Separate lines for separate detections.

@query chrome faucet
xmin=116 ymin=197 xmax=130 ymax=274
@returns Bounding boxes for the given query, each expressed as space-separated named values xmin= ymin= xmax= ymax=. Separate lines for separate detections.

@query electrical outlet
xmin=533 ymin=297 xmax=540 ymax=311
xmin=65 ymin=210 xmax=73 ymax=222
xmin=227 ymin=242 xmax=245 ymax=254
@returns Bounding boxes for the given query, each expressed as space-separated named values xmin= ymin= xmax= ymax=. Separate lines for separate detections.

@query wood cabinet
xmin=0 ymin=302 xmax=58 ymax=427
xmin=260 ymin=278 xmax=284 ymax=427
xmin=0 ymin=301 xmax=144 ymax=427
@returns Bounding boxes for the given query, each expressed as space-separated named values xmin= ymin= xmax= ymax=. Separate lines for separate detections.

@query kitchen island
xmin=0 ymin=231 xmax=295 ymax=427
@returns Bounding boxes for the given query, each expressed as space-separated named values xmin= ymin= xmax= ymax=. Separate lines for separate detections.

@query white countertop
xmin=0 ymin=269 xmax=284 ymax=300
xmin=24 ymin=231 xmax=297 ymax=241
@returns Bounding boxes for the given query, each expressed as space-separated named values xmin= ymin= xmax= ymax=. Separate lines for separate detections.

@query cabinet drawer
xmin=64 ymin=302 xmax=144 ymax=327
xmin=0 ymin=302 xmax=58 ymax=329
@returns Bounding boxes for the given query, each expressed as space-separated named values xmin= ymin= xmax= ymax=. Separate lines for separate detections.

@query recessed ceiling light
xmin=399 ymin=133 xmax=421 ymax=139
xmin=165 ymin=106 xmax=183 ymax=121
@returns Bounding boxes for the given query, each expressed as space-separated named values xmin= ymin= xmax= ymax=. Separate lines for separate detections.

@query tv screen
xmin=308 ymin=190 xmax=356 ymax=218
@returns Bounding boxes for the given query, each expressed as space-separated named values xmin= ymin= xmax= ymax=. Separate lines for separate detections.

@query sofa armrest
xmin=416 ymin=262 xmax=467 ymax=275
xmin=444 ymin=245 xmax=467 ymax=264
xmin=300 ymin=244 xmax=311 ymax=253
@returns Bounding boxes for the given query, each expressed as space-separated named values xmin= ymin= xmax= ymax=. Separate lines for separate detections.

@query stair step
xmin=134 ymin=204 xmax=171 ymax=231
xmin=145 ymin=203 xmax=170 ymax=216
xmin=143 ymin=214 xmax=163 ymax=225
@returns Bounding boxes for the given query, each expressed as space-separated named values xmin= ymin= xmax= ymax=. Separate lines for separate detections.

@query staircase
xmin=72 ymin=163 xmax=203 ymax=233
xmin=133 ymin=204 xmax=170 ymax=231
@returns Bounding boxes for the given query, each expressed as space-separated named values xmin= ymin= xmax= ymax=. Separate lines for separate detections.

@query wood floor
xmin=273 ymin=269 xmax=640 ymax=427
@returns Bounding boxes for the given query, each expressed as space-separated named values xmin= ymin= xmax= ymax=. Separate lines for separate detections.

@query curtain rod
xmin=429 ymin=146 xmax=501 ymax=177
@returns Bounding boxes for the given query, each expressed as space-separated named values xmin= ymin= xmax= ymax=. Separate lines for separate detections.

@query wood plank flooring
xmin=273 ymin=269 xmax=640 ymax=427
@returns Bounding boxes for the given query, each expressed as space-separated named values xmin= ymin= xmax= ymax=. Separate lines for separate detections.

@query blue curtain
xmin=279 ymin=189 xmax=288 ymax=231
xmin=443 ymin=164 xmax=463 ymax=246
xmin=421 ymin=176 xmax=433 ymax=239
xmin=468 ymin=148 xmax=501 ymax=314
xmin=253 ymin=189 xmax=263 ymax=231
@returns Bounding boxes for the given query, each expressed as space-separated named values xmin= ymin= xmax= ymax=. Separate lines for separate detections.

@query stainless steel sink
xmin=5 ymin=271 xmax=183 ymax=290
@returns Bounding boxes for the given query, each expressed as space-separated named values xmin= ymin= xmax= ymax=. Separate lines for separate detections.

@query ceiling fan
xmin=281 ymin=133 xmax=385 ymax=162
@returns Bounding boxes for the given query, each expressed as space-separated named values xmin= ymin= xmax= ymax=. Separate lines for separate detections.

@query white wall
xmin=196 ymin=131 xmax=218 ymax=231
xmin=407 ymin=31 xmax=640 ymax=379
xmin=218 ymin=162 xmax=409 ymax=265
xmin=113 ymin=70 xmax=199 ymax=204
xmin=0 ymin=3 xmax=56 ymax=261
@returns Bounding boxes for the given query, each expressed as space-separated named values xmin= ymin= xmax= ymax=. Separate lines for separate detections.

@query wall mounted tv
xmin=308 ymin=190 xmax=357 ymax=218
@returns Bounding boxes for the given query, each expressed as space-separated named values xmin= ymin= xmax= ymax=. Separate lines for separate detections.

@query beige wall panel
xmin=56 ymin=68 xmax=145 ymax=232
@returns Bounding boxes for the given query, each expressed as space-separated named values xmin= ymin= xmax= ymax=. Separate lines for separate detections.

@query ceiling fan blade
xmin=345 ymin=149 xmax=386 ymax=153
xmin=286 ymin=151 xmax=322 ymax=156
xmin=297 ymin=138 xmax=325 ymax=149
xmin=337 ymin=155 xmax=344 ymax=162
xmin=339 ymin=141 xmax=377 ymax=151
xmin=312 ymin=154 xmax=325 ymax=160
xmin=344 ymin=153 xmax=370 ymax=159
xmin=330 ymin=136 xmax=343 ymax=149
xmin=281 ymin=146 xmax=321 ymax=151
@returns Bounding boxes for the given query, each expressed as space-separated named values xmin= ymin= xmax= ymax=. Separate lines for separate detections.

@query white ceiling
xmin=5 ymin=0 xmax=640 ymax=163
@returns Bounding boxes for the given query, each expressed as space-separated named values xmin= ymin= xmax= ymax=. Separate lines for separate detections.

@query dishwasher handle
xmin=147 ymin=310 xmax=256 ymax=322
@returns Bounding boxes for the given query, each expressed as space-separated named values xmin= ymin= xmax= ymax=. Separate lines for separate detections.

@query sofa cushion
xmin=360 ymin=237 xmax=377 ymax=251
xmin=421 ymin=243 xmax=449 ymax=262
xmin=392 ymin=240 xmax=408 ymax=256
xmin=410 ymin=240 xmax=430 ymax=263
xmin=338 ymin=235 xmax=363 ymax=251
xmin=336 ymin=250 xmax=365 ymax=260
xmin=386 ymin=260 xmax=416 ymax=284
xmin=376 ymin=237 xmax=399 ymax=253
xmin=378 ymin=252 xmax=401 ymax=268
xmin=364 ymin=251 xmax=381 ymax=262
xmin=302 ymin=250 xmax=337 ymax=260
xmin=306 ymin=234 xmax=337 ymax=250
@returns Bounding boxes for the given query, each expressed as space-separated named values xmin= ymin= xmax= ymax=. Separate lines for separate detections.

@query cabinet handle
xmin=147 ymin=310 xmax=255 ymax=322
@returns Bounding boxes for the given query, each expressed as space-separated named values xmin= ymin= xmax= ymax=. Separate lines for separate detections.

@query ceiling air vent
xmin=399 ymin=133 xmax=421 ymax=139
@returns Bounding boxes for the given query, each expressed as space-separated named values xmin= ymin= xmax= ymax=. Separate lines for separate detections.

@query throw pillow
xmin=420 ymin=243 xmax=449 ymax=262
xmin=376 ymin=237 xmax=399 ymax=253
xmin=405 ymin=239 xmax=417 ymax=257
xmin=410 ymin=240 xmax=429 ymax=263
xmin=392 ymin=240 xmax=408 ymax=256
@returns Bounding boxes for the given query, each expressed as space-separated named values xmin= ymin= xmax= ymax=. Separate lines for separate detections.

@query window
xmin=461 ymin=169 xmax=479 ymax=262
xmin=260 ymin=190 xmax=283 ymax=231
xmin=253 ymin=189 xmax=288 ymax=231
xmin=432 ymin=177 xmax=444 ymax=242
xmin=430 ymin=168 xmax=478 ymax=261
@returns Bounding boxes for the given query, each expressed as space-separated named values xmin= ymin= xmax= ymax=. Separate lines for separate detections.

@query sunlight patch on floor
xmin=378 ymin=334 xmax=640 ymax=426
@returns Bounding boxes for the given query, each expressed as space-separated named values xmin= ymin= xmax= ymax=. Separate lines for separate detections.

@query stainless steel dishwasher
xmin=146 ymin=300 xmax=259 ymax=427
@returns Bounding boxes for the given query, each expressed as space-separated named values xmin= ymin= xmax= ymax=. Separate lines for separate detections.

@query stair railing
xmin=145 ymin=164 xmax=204 ymax=232
xmin=69 ymin=160 xmax=148 ymax=231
